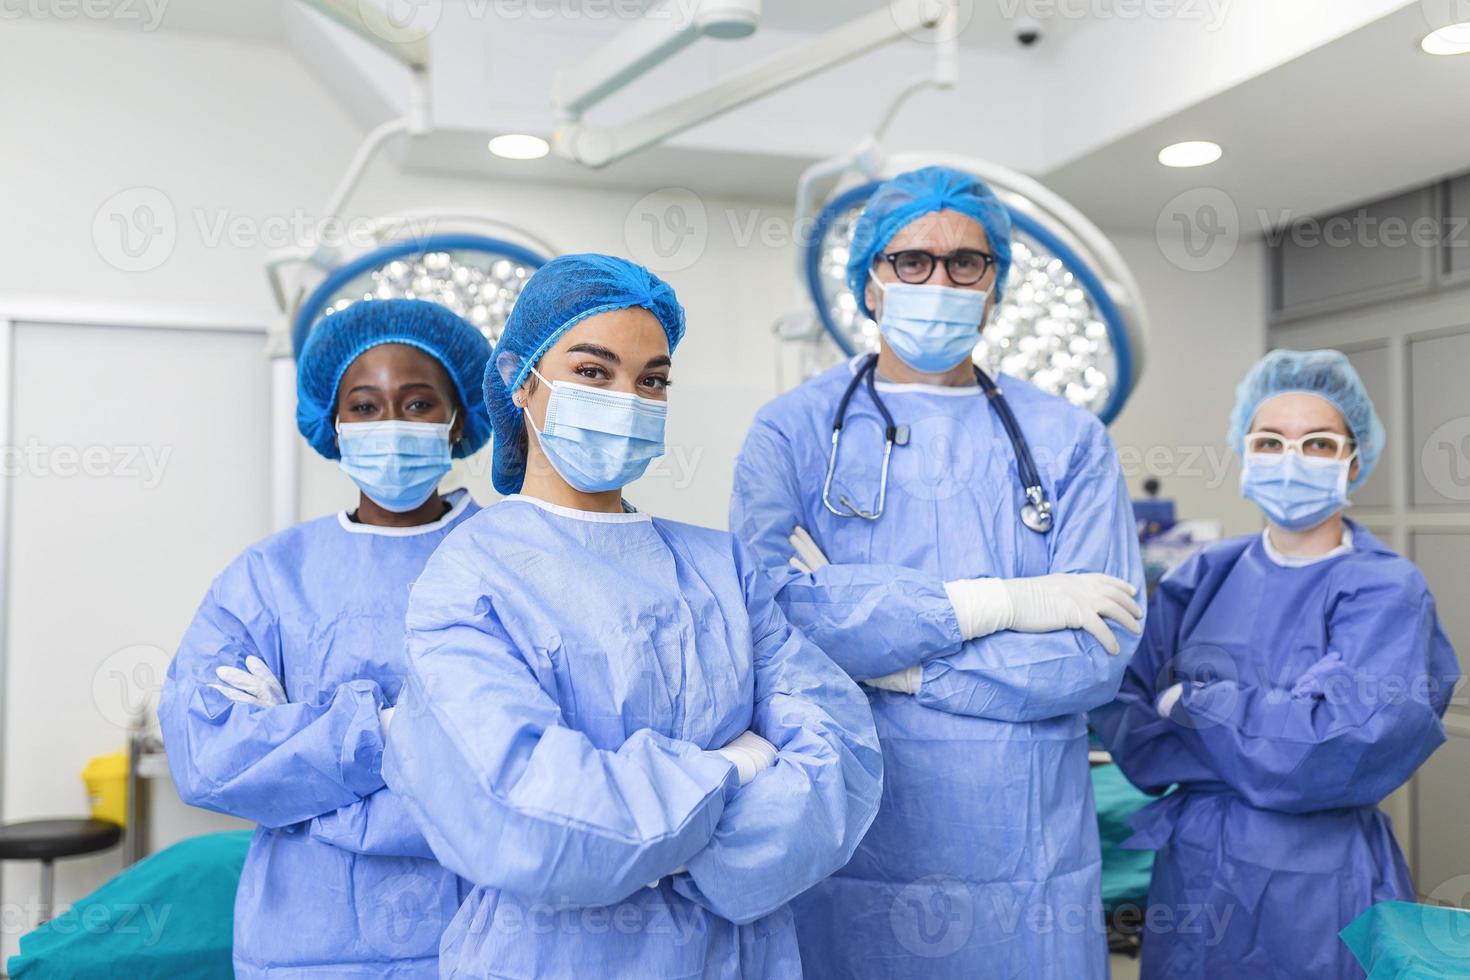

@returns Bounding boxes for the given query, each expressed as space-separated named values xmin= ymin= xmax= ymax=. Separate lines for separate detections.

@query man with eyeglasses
xmin=729 ymin=165 xmax=1145 ymax=978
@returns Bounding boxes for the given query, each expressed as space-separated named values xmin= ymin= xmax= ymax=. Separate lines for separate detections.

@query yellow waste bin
xmin=82 ymin=751 xmax=128 ymax=827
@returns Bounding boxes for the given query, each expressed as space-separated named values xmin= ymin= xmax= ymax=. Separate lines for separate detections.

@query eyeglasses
xmin=1244 ymin=430 xmax=1354 ymax=460
xmin=879 ymin=248 xmax=996 ymax=287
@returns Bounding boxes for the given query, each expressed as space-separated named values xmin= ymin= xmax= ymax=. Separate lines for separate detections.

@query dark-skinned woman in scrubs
xmin=160 ymin=298 xmax=491 ymax=978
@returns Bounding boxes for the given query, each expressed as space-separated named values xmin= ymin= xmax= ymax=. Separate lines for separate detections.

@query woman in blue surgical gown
xmin=160 ymin=299 xmax=490 ymax=977
xmin=1091 ymin=349 xmax=1461 ymax=979
xmin=382 ymin=253 xmax=883 ymax=980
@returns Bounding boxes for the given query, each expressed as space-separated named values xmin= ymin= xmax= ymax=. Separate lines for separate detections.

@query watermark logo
xmin=0 ymin=0 xmax=170 ymax=31
xmin=363 ymin=871 xmax=449 ymax=957
xmin=890 ymin=0 xmax=975 ymax=42
xmin=1421 ymin=0 xmax=1470 ymax=35
xmin=1156 ymin=187 xmax=1239 ymax=272
xmin=360 ymin=0 xmax=442 ymax=44
xmin=890 ymin=875 xmax=974 ymax=958
xmin=92 ymin=644 xmax=172 ymax=729
xmin=1421 ymin=416 xmax=1470 ymax=502
xmin=624 ymin=188 xmax=708 ymax=273
xmin=93 ymin=187 xmax=176 ymax=273
xmin=0 ymin=440 xmax=172 ymax=487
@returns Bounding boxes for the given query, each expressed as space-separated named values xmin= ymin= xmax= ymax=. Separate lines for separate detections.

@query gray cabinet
xmin=1411 ymin=532 xmax=1470 ymax=691
xmin=1411 ymin=330 xmax=1470 ymax=507
xmin=1412 ymin=729 xmax=1470 ymax=902
xmin=1273 ymin=189 xmax=1437 ymax=319
xmin=1447 ymin=174 xmax=1470 ymax=282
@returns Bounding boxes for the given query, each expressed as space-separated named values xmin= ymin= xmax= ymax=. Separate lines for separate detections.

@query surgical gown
xmin=160 ymin=489 xmax=480 ymax=978
xmin=1090 ymin=522 xmax=1459 ymax=979
xmin=382 ymin=495 xmax=884 ymax=980
xmin=730 ymin=360 xmax=1145 ymax=979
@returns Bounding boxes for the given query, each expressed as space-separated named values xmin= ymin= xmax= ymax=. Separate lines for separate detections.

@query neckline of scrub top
xmin=845 ymin=354 xmax=984 ymax=398
xmin=501 ymin=493 xmax=653 ymax=524
xmin=336 ymin=487 xmax=471 ymax=537
xmin=1261 ymin=524 xmax=1354 ymax=567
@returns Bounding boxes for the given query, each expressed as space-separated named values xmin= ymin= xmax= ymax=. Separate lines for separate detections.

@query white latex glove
xmin=210 ymin=656 xmax=287 ymax=707
xmin=1155 ymin=683 xmax=1185 ymax=720
xmin=788 ymin=526 xmax=830 ymax=575
xmin=715 ymin=730 xmax=779 ymax=786
xmin=379 ymin=704 xmax=396 ymax=737
xmin=943 ymin=578 xmax=1020 ymax=641
xmin=1000 ymin=574 xmax=1142 ymax=654
xmin=862 ymin=664 xmax=922 ymax=695
xmin=947 ymin=573 xmax=1141 ymax=654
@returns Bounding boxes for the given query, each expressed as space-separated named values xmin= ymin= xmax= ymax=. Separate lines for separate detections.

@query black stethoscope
xmin=821 ymin=353 xmax=1054 ymax=533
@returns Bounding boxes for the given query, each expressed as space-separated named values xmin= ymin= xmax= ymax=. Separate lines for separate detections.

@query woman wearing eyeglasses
xmin=1092 ymin=349 xmax=1460 ymax=979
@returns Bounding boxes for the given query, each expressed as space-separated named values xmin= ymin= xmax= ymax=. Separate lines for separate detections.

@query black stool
xmin=0 ymin=819 xmax=122 ymax=922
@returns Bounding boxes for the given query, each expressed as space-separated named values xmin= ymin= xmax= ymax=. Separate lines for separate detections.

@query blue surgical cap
xmin=296 ymin=298 xmax=492 ymax=461
xmin=846 ymin=165 xmax=1014 ymax=320
xmin=1228 ymin=348 xmax=1384 ymax=492
xmin=484 ymin=253 xmax=686 ymax=496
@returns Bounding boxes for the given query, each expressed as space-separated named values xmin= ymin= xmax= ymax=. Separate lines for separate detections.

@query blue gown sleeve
xmin=308 ymin=788 xmax=436 ymax=860
xmin=673 ymin=543 xmax=884 ymax=924
xmin=916 ymin=420 xmax=1146 ymax=722
xmin=1170 ymin=569 xmax=1457 ymax=813
xmin=730 ymin=415 xmax=964 ymax=680
xmin=1089 ymin=552 xmax=1219 ymax=794
xmin=382 ymin=548 xmax=742 ymax=909
xmin=159 ymin=553 xmax=390 ymax=829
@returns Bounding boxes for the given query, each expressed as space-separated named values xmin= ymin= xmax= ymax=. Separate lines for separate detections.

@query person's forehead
xmin=343 ymin=342 xmax=445 ymax=381
xmin=885 ymin=210 xmax=989 ymax=251
xmin=1252 ymin=392 xmax=1349 ymax=432
xmin=552 ymin=306 xmax=669 ymax=355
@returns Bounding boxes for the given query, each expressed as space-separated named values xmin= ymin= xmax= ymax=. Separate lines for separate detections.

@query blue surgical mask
xmin=524 ymin=369 xmax=667 ymax=493
xmin=871 ymin=274 xmax=989 ymax=374
xmin=1240 ymin=451 xmax=1352 ymax=531
xmin=336 ymin=415 xmax=455 ymax=513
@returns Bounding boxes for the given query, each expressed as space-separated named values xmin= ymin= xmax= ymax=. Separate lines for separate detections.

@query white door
xmin=1 ymin=320 xmax=269 ymax=959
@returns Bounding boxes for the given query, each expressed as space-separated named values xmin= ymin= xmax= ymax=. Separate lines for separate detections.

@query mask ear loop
xmin=1340 ymin=444 xmax=1360 ymax=495
xmin=515 ymin=370 xmax=547 ymax=446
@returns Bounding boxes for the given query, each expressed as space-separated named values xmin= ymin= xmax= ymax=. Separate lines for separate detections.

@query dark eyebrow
xmin=346 ymin=384 xmax=381 ymax=395
xmin=644 ymin=355 xmax=671 ymax=370
xmin=567 ymin=343 xmax=619 ymax=364
xmin=398 ymin=382 xmax=437 ymax=392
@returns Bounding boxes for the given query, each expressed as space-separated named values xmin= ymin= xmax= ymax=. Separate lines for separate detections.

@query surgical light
xmin=488 ymin=134 xmax=551 ymax=160
xmin=804 ymin=176 xmax=1144 ymax=424
xmin=1421 ymin=24 xmax=1470 ymax=55
xmin=1157 ymin=140 xmax=1222 ymax=168
xmin=292 ymin=234 xmax=549 ymax=356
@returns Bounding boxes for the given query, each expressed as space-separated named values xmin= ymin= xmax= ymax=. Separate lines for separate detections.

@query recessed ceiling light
xmin=1158 ymin=140 xmax=1223 ymax=168
xmin=1422 ymin=24 xmax=1470 ymax=56
xmin=488 ymin=134 xmax=549 ymax=160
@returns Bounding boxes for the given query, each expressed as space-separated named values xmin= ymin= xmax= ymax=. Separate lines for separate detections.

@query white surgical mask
xmin=870 ymin=273 xmax=988 ymax=373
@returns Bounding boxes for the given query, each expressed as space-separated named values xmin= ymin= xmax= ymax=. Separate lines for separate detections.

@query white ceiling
xmin=1044 ymin=3 xmax=1470 ymax=233
xmin=78 ymin=0 xmax=1082 ymax=49
xmin=20 ymin=0 xmax=1470 ymax=233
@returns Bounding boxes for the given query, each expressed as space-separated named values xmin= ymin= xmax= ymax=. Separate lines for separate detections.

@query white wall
xmin=1107 ymin=232 xmax=1268 ymax=537
xmin=0 ymin=20 xmax=796 ymax=959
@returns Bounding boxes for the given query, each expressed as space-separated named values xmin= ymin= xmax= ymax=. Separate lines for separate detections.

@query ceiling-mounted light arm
xmin=554 ymin=0 xmax=761 ymax=118
xmin=300 ymin=0 xmax=431 ymax=70
xmin=555 ymin=1 xmax=953 ymax=169
xmin=265 ymin=68 xmax=433 ymax=330
xmin=789 ymin=6 xmax=958 ymax=283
